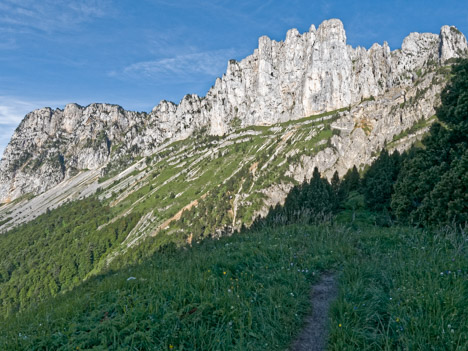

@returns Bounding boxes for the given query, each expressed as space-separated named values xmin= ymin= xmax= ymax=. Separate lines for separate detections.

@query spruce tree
xmin=341 ymin=165 xmax=360 ymax=196
xmin=331 ymin=170 xmax=342 ymax=209
xmin=391 ymin=59 xmax=468 ymax=226
xmin=362 ymin=150 xmax=401 ymax=212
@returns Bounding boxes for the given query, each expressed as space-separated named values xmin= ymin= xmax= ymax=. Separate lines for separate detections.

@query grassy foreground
xmin=0 ymin=223 xmax=466 ymax=350
xmin=329 ymin=226 xmax=467 ymax=350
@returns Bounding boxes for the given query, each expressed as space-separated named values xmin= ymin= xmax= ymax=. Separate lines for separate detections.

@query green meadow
xmin=1 ymin=220 xmax=466 ymax=350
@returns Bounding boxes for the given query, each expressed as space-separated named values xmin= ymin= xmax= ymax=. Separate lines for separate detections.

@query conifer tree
xmin=391 ymin=59 xmax=468 ymax=226
xmin=331 ymin=170 xmax=342 ymax=210
xmin=341 ymin=165 xmax=360 ymax=196
xmin=362 ymin=150 xmax=401 ymax=211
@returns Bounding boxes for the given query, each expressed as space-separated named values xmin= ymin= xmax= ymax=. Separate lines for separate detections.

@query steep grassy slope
xmin=1 ymin=57 xmax=451 ymax=236
xmin=0 ymin=108 xmax=344 ymax=232
xmin=0 ymin=100 xmax=445 ymax=317
xmin=0 ymin=108 xmax=346 ymax=316
xmin=1 ymin=222 xmax=466 ymax=350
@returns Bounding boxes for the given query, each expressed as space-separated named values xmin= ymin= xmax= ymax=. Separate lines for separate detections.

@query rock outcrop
xmin=0 ymin=19 xmax=467 ymax=203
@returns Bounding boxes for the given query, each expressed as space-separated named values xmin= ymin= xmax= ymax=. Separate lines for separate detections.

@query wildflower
xmin=169 ymin=345 xmax=174 ymax=349
xmin=396 ymin=318 xmax=400 ymax=322
xmin=223 ymin=271 xmax=226 ymax=275
xmin=339 ymin=324 xmax=342 ymax=328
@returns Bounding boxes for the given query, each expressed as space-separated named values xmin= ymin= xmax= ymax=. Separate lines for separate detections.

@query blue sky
xmin=1 ymin=0 xmax=467 ymax=157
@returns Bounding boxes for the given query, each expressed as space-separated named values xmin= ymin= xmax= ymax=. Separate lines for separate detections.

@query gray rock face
xmin=0 ymin=19 xmax=467 ymax=203
xmin=439 ymin=25 xmax=468 ymax=62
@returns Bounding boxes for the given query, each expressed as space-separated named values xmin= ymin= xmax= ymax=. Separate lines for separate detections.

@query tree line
xmin=253 ymin=59 xmax=468 ymax=229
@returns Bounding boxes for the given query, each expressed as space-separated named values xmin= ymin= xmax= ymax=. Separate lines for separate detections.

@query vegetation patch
xmin=389 ymin=115 xmax=437 ymax=148
xmin=1 ymin=222 xmax=466 ymax=350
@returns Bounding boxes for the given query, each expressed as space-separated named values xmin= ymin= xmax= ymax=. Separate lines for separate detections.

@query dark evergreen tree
xmin=418 ymin=150 xmax=468 ymax=225
xmin=331 ymin=171 xmax=340 ymax=194
xmin=341 ymin=165 xmax=360 ymax=196
xmin=362 ymin=150 xmax=401 ymax=212
xmin=283 ymin=183 xmax=302 ymax=221
xmin=437 ymin=60 xmax=468 ymax=131
xmin=391 ymin=128 xmax=451 ymax=223
xmin=302 ymin=167 xmax=335 ymax=221
xmin=331 ymin=170 xmax=342 ymax=210
xmin=391 ymin=59 xmax=468 ymax=226
xmin=261 ymin=168 xmax=337 ymax=226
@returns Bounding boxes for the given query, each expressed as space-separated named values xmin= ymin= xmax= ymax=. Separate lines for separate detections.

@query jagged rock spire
xmin=0 ymin=20 xmax=467 ymax=203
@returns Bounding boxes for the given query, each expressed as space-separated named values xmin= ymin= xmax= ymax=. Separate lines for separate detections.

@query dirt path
xmin=290 ymin=272 xmax=338 ymax=351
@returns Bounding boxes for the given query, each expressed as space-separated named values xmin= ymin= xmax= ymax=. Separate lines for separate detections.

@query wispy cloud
xmin=114 ymin=48 xmax=238 ymax=81
xmin=0 ymin=97 xmax=33 ymax=158
xmin=0 ymin=97 xmax=38 ymax=125
xmin=0 ymin=96 xmax=67 ymax=158
xmin=0 ymin=37 xmax=17 ymax=50
xmin=0 ymin=0 xmax=113 ymax=35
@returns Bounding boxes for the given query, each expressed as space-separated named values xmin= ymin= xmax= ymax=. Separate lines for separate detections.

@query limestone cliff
xmin=0 ymin=19 xmax=467 ymax=203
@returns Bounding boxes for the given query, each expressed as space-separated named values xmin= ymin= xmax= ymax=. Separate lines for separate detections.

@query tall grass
xmin=0 ymin=225 xmax=351 ymax=350
xmin=1 ymin=223 xmax=466 ymax=350
xmin=329 ymin=225 xmax=468 ymax=350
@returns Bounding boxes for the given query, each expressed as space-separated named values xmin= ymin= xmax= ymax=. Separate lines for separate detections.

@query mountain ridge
xmin=0 ymin=19 xmax=467 ymax=206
